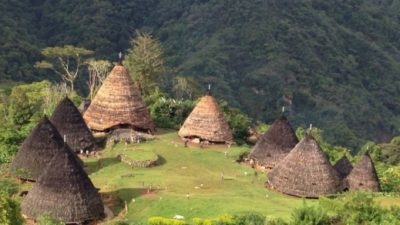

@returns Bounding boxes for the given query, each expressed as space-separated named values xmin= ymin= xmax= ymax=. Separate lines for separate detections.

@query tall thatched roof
xmin=83 ymin=64 xmax=154 ymax=132
xmin=333 ymin=155 xmax=353 ymax=178
xmin=178 ymin=94 xmax=233 ymax=143
xmin=21 ymin=146 xmax=104 ymax=224
xmin=249 ymin=115 xmax=298 ymax=168
xmin=50 ymin=97 xmax=95 ymax=152
xmin=267 ymin=135 xmax=342 ymax=198
xmin=346 ymin=153 xmax=380 ymax=192
xmin=9 ymin=117 xmax=78 ymax=181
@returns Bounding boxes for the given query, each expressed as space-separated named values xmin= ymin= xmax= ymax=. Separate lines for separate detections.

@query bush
xmin=232 ymin=213 xmax=265 ymax=225
xmin=0 ymin=193 xmax=24 ymax=225
xmin=291 ymin=204 xmax=331 ymax=225
xmin=0 ymin=178 xmax=18 ymax=197
xmin=148 ymin=217 xmax=188 ymax=225
xmin=148 ymin=97 xmax=195 ymax=129
xmin=36 ymin=213 xmax=64 ymax=225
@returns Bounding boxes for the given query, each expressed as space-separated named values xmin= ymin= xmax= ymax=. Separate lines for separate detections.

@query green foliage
xmin=220 ymin=101 xmax=251 ymax=144
xmin=0 ymin=178 xmax=18 ymax=197
xmin=148 ymin=217 xmax=187 ymax=225
xmin=36 ymin=213 xmax=64 ymax=225
xmin=291 ymin=204 xmax=330 ymax=225
xmin=232 ymin=213 xmax=265 ymax=225
xmin=378 ymin=166 xmax=400 ymax=193
xmin=124 ymin=31 xmax=165 ymax=96
xmin=148 ymin=97 xmax=195 ymax=129
xmin=0 ymin=193 xmax=23 ymax=225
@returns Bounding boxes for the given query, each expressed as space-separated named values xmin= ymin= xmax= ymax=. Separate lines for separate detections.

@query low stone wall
xmin=118 ymin=154 xmax=159 ymax=168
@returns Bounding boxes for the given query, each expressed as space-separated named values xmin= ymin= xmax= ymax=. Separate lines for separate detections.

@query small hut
xmin=249 ymin=115 xmax=298 ymax=169
xmin=178 ymin=94 xmax=233 ymax=143
xmin=50 ymin=97 xmax=95 ymax=153
xmin=346 ymin=153 xmax=380 ymax=192
xmin=21 ymin=146 xmax=104 ymax=224
xmin=83 ymin=64 xmax=154 ymax=132
xmin=333 ymin=155 xmax=353 ymax=178
xmin=9 ymin=117 xmax=78 ymax=181
xmin=267 ymin=135 xmax=343 ymax=198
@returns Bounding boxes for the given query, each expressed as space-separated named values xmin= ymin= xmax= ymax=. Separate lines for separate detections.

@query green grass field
xmin=85 ymin=130 xmax=316 ymax=224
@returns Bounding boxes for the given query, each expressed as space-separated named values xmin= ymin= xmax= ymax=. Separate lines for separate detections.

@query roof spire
xmin=308 ymin=123 xmax=313 ymax=136
xmin=282 ymin=106 xmax=285 ymax=113
xmin=118 ymin=52 xmax=123 ymax=65
xmin=207 ymin=83 xmax=212 ymax=95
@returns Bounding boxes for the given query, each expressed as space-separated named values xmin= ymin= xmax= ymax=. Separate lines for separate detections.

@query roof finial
xmin=207 ymin=83 xmax=211 ymax=95
xmin=118 ymin=52 xmax=123 ymax=65
xmin=308 ymin=123 xmax=313 ymax=135
xmin=282 ymin=106 xmax=285 ymax=113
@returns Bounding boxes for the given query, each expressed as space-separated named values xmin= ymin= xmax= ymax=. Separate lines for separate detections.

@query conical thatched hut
xmin=83 ymin=64 xmax=154 ymax=132
xmin=9 ymin=117 xmax=78 ymax=181
xmin=346 ymin=153 xmax=380 ymax=192
xmin=21 ymin=146 xmax=104 ymax=224
xmin=178 ymin=94 xmax=233 ymax=143
xmin=50 ymin=97 xmax=95 ymax=153
xmin=249 ymin=115 xmax=298 ymax=169
xmin=267 ymin=135 xmax=343 ymax=198
xmin=333 ymin=155 xmax=353 ymax=178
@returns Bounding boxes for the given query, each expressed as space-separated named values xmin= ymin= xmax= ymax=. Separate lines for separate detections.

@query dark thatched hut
xmin=21 ymin=146 xmax=104 ymax=224
xmin=178 ymin=94 xmax=233 ymax=143
xmin=333 ymin=155 xmax=353 ymax=178
xmin=9 ymin=117 xmax=80 ymax=181
xmin=83 ymin=64 xmax=154 ymax=132
xmin=267 ymin=135 xmax=343 ymax=198
xmin=249 ymin=115 xmax=298 ymax=169
xmin=346 ymin=153 xmax=380 ymax=192
xmin=50 ymin=97 xmax=95 ymax=153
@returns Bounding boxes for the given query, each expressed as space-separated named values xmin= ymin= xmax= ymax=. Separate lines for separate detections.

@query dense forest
xmin=1 ymin=0 xmax=400 ymax=149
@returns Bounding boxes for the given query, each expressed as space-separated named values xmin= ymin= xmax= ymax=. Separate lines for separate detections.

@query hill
xmin=1 ymin=0 xmax=400 ymax=148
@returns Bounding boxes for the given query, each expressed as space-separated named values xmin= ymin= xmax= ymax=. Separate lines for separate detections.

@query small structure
xmin=178 ymin=94 xmax=233 ymax=144
xmin=333 ymin=155 xmax=353 ymax=178
xmin=21 ymin=146 xmax=104 ymax=224
xmin=267 ymin=135 xmax=342 ymax=198
xmin=249 ymin=115 xmax=298 ymax=169
xmin=50 ymin=97 xmax=96 ymax=153
xmin=346 ymin=153 xmax=380 ymax=192
xmin=83 ymin=64 xmax=154 ymax=132
xmin=9 ymin=117 xmax=79 ymax=181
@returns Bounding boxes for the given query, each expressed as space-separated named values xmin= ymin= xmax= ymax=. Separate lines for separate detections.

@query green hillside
xmin=1 ymin=0 xmax=400 ymax=148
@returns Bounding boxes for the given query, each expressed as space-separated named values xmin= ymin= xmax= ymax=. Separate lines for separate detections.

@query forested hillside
xmin=1 ymin=0 xmax=400 ymax=148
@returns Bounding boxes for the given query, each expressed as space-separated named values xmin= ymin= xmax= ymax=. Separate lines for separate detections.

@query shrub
xmin=0 ymin=178 xmax=18 ymax=196
xmin=232 ymin=212 xmax=265 ymax=225
xmin=148 ymin=217 xmax=188 ymax=225
xmin=36 ymin=213 xmax=64 ymax=225
xmin=0 ymin=193 xmax=24 ymax=225
xmin=291 ymin=204 xmax=331 ymax=225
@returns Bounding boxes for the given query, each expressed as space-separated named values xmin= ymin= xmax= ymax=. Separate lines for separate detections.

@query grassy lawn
xmin=86 ymin=130 xmax=316 ymax=224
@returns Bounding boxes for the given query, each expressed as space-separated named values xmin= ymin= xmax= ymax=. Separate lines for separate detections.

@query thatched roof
xmin=9 ymin=117 xmax=78 ymax=181
xmin=50 ymin=97 xmax=95 ymax=152
xmin=249 ymin=115 xmax=298 ymax=168
xmin=346 ymin=153 xmax=380 ymax=192
xmin=83 ymin=64 xmax=154 ymax=132
xmin=333 ymin=155 xmax=353 ymax=178
xmin=178 ymin=94 xmax=233 ymax=143
xmin=267 ymin=135 xmax=343 ymax=198
xmin=21 ymin=146 xmax=104 ymax=224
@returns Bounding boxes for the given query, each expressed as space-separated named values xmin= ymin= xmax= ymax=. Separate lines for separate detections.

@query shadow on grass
xmin=85 ymin=157 xmax=120 ymax=174
xmin=156 ymin=155 xmax=167 ymax=166
xmin=102 ymin=188 xmax=147 ymax=216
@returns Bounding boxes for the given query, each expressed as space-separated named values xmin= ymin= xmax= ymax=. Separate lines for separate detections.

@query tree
xmin=86 ymin=59 xmax=112 ymax=99
xmin=173 ymin=76 xmax=202 ymax=100
xmin=124 ymin=32 xmax=165 ymax=96
xmin=35 ymin=45 xmax=93 ymax=91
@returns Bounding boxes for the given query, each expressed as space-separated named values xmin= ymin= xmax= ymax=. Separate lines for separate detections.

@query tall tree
xmin=124 ymin=32 xmax=165 ymax=96
xmin=85 ymin=59 xmax=112 ymax=100
xmin=35 ymin=45 xmax=93 ymax=91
